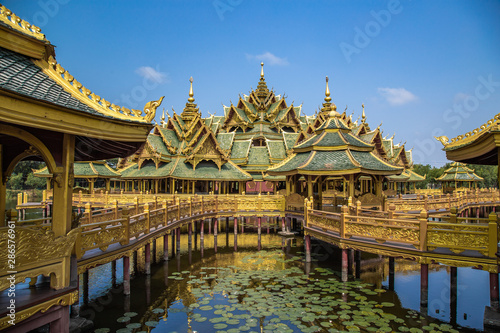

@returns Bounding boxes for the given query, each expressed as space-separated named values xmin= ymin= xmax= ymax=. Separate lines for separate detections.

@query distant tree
xmin=25 ymin=172 xmax=46 ymax=189
xmin=7 ymin=173 xmax=23 ymax=190
xmin=467 ymin=164 xmax=498 ymax=188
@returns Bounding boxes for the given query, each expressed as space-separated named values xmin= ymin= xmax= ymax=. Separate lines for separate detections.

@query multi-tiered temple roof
xmin=213 ymin=63 xmax=307 ymax=179
xmin=119 ymin=78 xmax=251 ymax=182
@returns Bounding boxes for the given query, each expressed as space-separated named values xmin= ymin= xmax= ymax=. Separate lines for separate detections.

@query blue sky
xmin=4 ymin=0 xmax=500 ymax=166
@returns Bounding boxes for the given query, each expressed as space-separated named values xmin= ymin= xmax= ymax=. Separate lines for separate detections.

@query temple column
xmin=286 ymin=177 xmax=290 ymax=196
xmin=105 ymin=179 xmax=110 ymax=192
xmin=176 ymin=227 xmax=181 ymax=253
xmin=341 ymin=248 xmax=348 ymax=282
xmin=52 ymin=134 xmax=75 ymax=237
xmin=171 ymin=178 xmax=175 ymax=194
xmin=307 ymin=176 xmax=313 ymax=199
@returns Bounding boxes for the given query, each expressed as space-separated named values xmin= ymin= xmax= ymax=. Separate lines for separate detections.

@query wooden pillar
xmin=307 ymin=175 xmax=313 ymax=199
xmin=163 ymin=234 xmax=169 ymax=261
xmin=111 ymin=260 xmax=117 ymax=287
xmin=145 ymin=242 xmax=151 ymax=275
xmin=341 ymin=248 xmax=348 ymax=282
xmin=234 ymin=217 xmax=238 ymax=251
xmin=82 ymin=270 xmax=89 ymax=304
xmin=257 ymin=216 xmax=261 ymax=235
xmin=389 ymin=257 xmax=395 ymax=291
xmin=421 ymin=263 xmax=429 ymax=309
xmin=355 ymin=251 xmax=361 ymax=279
xmin=450 ymin=266 xmax=457 ymax=324
xmin=52 ymin=134 xmax=75 ymax=237
xmin=304 ymin=234 xmax=311 ymax=263
xmin=123 ymin=256 xmax=130 ymax=295
xmin=490 ymin=272 xmax=499 ymax=310
xmin=188 ymin=222 xmax=193 ymax=247
xmin=176 ymin=227 xmax=181 ymax=253
xmin=286 ymin=178 xmax=290 ymax=196
xmin=105 ymin=179 xmax=110 ymax=192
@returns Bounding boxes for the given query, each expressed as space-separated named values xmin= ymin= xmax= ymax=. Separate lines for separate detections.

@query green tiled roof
xmin=230 ymin=140 xmax=252 ymax=159
xmin=283 ymin=132 xmax=299 ymax=150
xmin=315 ymin=117 xmax=350 ymax=131
xmin=120 ymin=161 xmax=174 ymax=179
xmin=247 ymin=146 xmax=270 ymax=165
xmin=350 ymin=151 xmax=402 ymax=172
xmin=382 ymin=139 xmax=393 ymax=157
xmin=241 ymin=100 xmax=258 ymax=115
xmin=405 ymin=151 xmax=413 ymax=165
xmin=268 ymin=152 xmax=311 ymax=173
xmin=263 ymin=174 xmax=286 ymax=181
xmin=267 ymin=140 xmax=286 ymax=160
xmin=360 ymin=131 xmax=376 ymax=143
xmin=91 ymin=162 xmax=120 ymax=177
xmin=216 ymin=132 xmax=235 ymax=151
xmin=342 ymin=133 xmax=373 ymax=148
xmin=158 ymin=128 xmax=180 ymax=148
xmin=0 ymin=47 xmax=128 ymax=120
xmin=299 ymin=151 xmax=357 ymax=171
xmin=293 ymin=106 xmax=301 ymax=118
xmin=436 ymin=162 xmax=483 ymax=182
xmin=148 ymin=135 xmax=171 ymax=156
xmin=171 ymin=158 xmax=251 ymax=180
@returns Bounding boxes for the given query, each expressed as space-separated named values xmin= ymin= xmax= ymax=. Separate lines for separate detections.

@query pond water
xmin=80 ymin=230 xmax=489 ymax=333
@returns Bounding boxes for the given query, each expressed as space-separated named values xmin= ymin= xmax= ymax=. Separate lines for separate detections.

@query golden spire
xmin=320 ymin=75 xmax=338 ymax=116
xmin=256 ymin=62 xmax=269 ymax=100
xmin=325 ymin=76 xmax=331 ymax=102
xmin=188 ymin=76 xmax=195 ymax=103
xmin=181 ymin=76 xmax=199 ymax=122
xmin=161 ymin=108 xmax=165 ymax=127
xmin=361 ymin=103 xmax=366 ymax=123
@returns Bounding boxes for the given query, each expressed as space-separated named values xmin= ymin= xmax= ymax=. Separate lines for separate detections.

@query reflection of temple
xmin=0 ymin=6 xmax=161 ymax=332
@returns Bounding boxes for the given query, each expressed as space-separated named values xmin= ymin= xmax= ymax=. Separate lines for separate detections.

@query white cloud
xmin=245 ymin=52 xmax=289 ymax=66
xmin=453 ymin=92 xmax=469 ymax=104
xmin=377 ymin=87 xmax=417 ymax=106
xmin=135 ymin=66 xmax=168 ymax=83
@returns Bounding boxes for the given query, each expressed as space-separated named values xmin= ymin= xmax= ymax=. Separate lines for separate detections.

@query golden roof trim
xmin=435 ymin=113 xmax=500 ymax=148
xmin=33 ymin=56 xmax=162 ymax=123
xmin=0 ymin=4 xmax=46 ymax=41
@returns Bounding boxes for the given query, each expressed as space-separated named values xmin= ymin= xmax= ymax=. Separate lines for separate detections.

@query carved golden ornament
xmin=33 ymin=55 xmax=163 ymax=123
xmin=345 ymin=223 xmax=419 ymax=245
xmin=0 ymin=5 xmax=45 ymax=40
xmin=426 ymin=228 xmax=489 ymax=256
xmin=436 ymin=113 xmax=500 ymax=147
xmin=309 ymin=215 xmax=340 ymax=231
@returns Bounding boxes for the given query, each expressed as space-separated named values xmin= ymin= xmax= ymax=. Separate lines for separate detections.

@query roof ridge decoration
xmin=435 ymin=113 xmax=500 ymax=148
xmin=181 ymin=77 xmax=201 ymax=123
xmin=33 ymin=55 xmax=163 ymax=123
xmin=255 ymin=62 xmax=270 ymax=100
xmin=0 ymin=4 xmax=46 ymax=41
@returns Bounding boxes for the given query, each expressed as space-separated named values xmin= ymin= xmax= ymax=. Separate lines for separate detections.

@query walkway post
xmin=450 ymin=266 xmax=457 ymax=324
xmin=145 ymin=242 xmax=151 ymax=275
xmin=123 ymin=256 xmax=130 ymax=295
xmin=490 ymin=271 xmax=499 ymax=310
xmin=305 ymin=234 xmax=311 ymax=263
xmin=163 ymin=233 xmax=169 ymax=261
xmin=420 ymin=263 xmax=429 ymax=310
xmin=341 ymin=248 xmax=348 ymax=282
xmin=389 ymin=257 xmax=395 ymax=291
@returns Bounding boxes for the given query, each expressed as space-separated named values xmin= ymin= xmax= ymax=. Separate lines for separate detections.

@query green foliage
xmin=7 ymin=173 xmax=23 ymax=190
xmin=6 ymin=160 xmax=46 ymax=190
xmin=467 ymin=164 xmax=498 ymax=188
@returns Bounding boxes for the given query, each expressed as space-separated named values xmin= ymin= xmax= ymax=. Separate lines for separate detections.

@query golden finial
xmin=161 ymin=108 xmax=165 ymax=127
xmin=188 ymin=76 xmax=194 ymax=103
xmin=260 ymin=62 xmax=264 ymax=78
xmin=361 ymin=103 xmax=366 ymax=123
xmin=325 ymin=76 xmax=331 ymax=102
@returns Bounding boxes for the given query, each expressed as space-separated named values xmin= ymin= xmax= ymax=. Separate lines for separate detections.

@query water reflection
xmin=80 ymin=233 xmax=485 ymax=332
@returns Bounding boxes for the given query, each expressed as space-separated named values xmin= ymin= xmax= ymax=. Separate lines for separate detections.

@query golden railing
xmin=386 ymin=189 xmax=500 ymax=212
xmin=305 ymin=198 xmax=499 ymax=259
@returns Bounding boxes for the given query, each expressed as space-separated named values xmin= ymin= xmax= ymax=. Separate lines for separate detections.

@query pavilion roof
xmin=34 ymin=161 xmax=120 ymax=178
xmin=436 ymin=162 xmax=483 ymax=182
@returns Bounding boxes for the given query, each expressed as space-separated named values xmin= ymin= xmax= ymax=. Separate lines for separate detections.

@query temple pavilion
xmin=212 ymin=63 xmax=308 ymax=193
xmin=436 ymin=162 xmax=483 ymax=193
xmin=34 ymin=161 xmax=120 ymax=193
xmin=116 ymin=78 xmax=252 ymax=194
xmin=0 ymin=5 xmax=160 ymax=332
xmin=268 ymin=77 xmax=404 ymax=208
